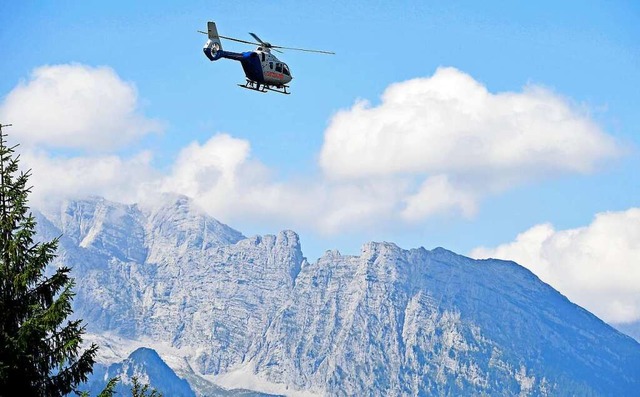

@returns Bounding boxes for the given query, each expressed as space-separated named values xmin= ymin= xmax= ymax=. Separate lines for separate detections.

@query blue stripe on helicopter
xmin=203 ymin=49 xmax=265 ymax=83
xmin=239 ymin=52 xmax=264 ymax=83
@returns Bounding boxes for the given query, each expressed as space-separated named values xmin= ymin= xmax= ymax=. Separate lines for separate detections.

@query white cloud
xmin=321 ymin=67 xmax=619 ymax=180
xmin=315 ymin=179 xmax=407 ymax=234
xmin=23 ymin=149 xmax=160 ymax=211
xmin=159 ymin=134 xmax=415 ymax=233
xmin=0 ymin=64 xmax=162 ymax=150
xmin=162 ymin=133 xmax=253 ymax=198
xmin=160 ymin=133 xmax=316 ymax=226
xmin=401 ymin=175 xmax=477 ymax=220
xmin=3 ymin=64 xmax=624 ymax=235
xmin=320 ymin=67 xmax=621 ymax=222
xmin=470 ymin=208 xmax=640 ymax=324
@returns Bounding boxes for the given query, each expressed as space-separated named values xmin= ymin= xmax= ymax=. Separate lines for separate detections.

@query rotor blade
xmin=219 ymin=35 xmax=261 ymax=46
xmin=197 ymin=31 xmax=261 ymax=46
xmin=270 ymin=45 xmax=335 ymax=55
xmin=199 ymin=29 xmax=334 ymax=54
xmin=249 ymin=32 xmax=266 ymax=45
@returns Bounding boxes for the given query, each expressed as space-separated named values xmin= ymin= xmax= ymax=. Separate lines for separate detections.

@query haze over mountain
xmin=35 ymin=195 xmax=640 ymax=396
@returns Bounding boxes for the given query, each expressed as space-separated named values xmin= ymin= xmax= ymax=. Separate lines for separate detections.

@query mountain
xmin=34 ymin=196 xmax=640 ymax=396
xmin=248 ymin=244 xmax=640 ymax=396
xmin=81 ymin=347 xmax=195 ymax=396
xmin=78 ymin=342 xmax=278 ymax=397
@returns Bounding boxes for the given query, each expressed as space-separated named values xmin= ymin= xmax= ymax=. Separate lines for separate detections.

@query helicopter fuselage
xmin=204 ymin=44 xmax=292 ymax=87
xmin=200 ymin=21 xmax=332 ymax=94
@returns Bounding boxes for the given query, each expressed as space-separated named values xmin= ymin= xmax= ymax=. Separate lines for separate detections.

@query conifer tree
xmin=0 ymin=125 xmax=98 ymax=396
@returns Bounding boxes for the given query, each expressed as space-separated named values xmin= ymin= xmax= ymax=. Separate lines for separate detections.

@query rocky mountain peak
xmin=31 ymin=195 xmax=640 ymax=396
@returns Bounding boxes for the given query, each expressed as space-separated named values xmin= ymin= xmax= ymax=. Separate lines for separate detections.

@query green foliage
xmin=96 ymin=377 xmax=119 ymax=397
xmin=0 ymin=129 xmax=98 ymax=396
xmin=76 ymin=377 xmax=119 ymax=397
xmin=75 ymin=375 xmax=163 ymax=397
xmin=131 ymin=376 xmax=162 ymax=397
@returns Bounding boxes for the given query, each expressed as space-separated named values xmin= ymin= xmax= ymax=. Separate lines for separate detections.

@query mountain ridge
xmin=32 ymin=195 xmax=640 ymax=396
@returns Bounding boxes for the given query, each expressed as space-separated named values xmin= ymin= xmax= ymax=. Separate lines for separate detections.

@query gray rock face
xmin=38 ymin=195 xmax=302 ymax=376
xmin=34 ymin=196 xmax=640 ymax=396
xmin=252 ymin=244 xmax=640 ymax=395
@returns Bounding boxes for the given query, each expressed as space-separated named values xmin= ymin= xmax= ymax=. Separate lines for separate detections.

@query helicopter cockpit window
xmin=282 ymin=64 xmax=290 ymax=76
xmin=276 ymin=63 xmax=282 ymax=73
xmin=261 ymin=53 xmax=265 ymax=62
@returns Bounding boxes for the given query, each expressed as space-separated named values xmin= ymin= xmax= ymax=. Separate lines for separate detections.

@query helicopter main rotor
xmin=197 ymin=30 xmax=335 ymax=55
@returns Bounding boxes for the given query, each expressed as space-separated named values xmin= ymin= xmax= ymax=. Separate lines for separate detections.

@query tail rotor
xmin=200 ymin=21 xmax=223 ymax=61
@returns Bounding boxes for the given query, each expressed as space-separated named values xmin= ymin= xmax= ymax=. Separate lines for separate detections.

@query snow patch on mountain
xmin=211 ymin=363 xmax=323 ymax=397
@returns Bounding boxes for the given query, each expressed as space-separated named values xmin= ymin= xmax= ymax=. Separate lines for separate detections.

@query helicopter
xmin=199 ymin=21 xmax=334 ymax=95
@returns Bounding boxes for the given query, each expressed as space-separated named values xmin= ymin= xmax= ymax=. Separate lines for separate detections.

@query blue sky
xmin=1 ymin=1 xmax=639 ymax=324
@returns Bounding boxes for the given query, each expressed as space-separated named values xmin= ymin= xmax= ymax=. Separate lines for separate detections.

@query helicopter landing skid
xmin=237 ymin=80 xmax=290 ymax=95
xmin=238 ymin=80 xmax=267 ymax=93
xmin=264 ymin=85 xmax=291 ymax=95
